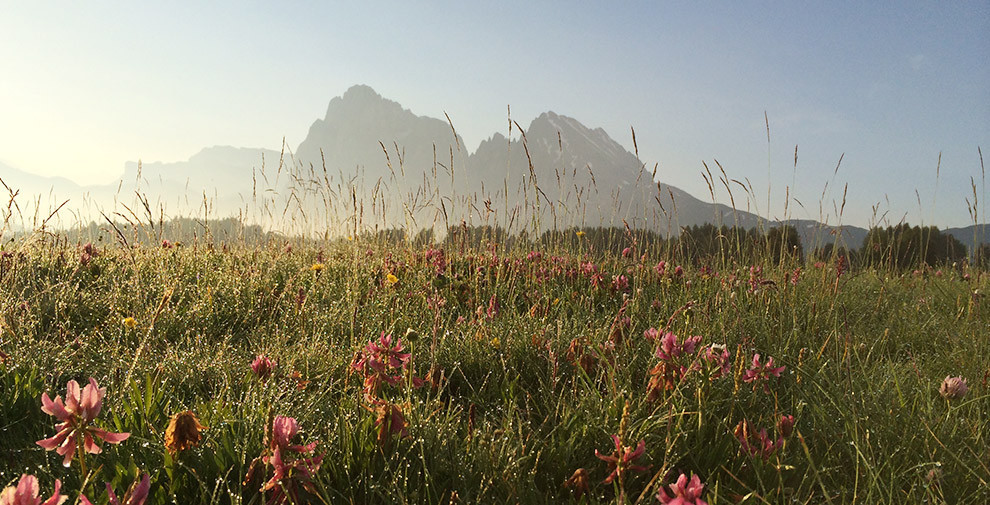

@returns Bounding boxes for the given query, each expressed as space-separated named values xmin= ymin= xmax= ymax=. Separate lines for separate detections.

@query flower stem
xmin=77 ymin=441 xmax=89 ymax=483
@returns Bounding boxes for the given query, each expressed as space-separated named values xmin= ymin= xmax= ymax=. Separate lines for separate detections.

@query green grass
xmin=0 ymin=238 xmax=987 ymax=504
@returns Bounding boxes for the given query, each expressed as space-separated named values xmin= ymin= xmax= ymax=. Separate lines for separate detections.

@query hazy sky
xmin=1 ymin=1 xmax=987 ymax=227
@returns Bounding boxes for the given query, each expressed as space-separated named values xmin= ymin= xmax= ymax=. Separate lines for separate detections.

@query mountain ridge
xmin=0 ymin=85 xmax=983 ymax=251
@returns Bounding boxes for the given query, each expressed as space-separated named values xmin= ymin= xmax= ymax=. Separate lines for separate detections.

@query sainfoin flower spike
xmin=251 ymin=355 xmax=276 ymax=381
xmin=0 ymin=474 xmax=66 ymax=505
xmin=244 ymin=416 xmax=323 ymax=505
xmin=656 ymin=472 xmax=708 ymax=505
xmin=595 ymin=435 xmax=648 ymax=484
xmin=36 ymin=378 xmax=130 ymax=467
xmin=742 ymin=353 xmax=785 ymax=392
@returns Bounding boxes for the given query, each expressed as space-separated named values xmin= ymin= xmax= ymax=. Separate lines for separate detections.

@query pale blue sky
xmin=1 ymin=1 xmax=987 ymax=227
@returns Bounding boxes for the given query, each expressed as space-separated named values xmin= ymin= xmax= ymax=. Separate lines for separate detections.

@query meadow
xmin=0 ymin=224 xmax=986 ymax=504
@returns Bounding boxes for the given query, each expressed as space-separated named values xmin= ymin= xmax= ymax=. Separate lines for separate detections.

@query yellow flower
xmin=575 ymin=231 xmax=586 ymax=238
xmin=122 ymin=317 xmax=137 ymax=329
xmin=310 ymin=263 xmax=325 ymax=272
xmin=490 ymin=337 xmax=500 ymax=347
xmin=386 ymin=273 xmax=399 ymax=285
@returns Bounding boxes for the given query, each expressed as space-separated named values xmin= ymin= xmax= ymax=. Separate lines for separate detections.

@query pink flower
xmin=655 ymin=261 xmax=667 ymax=276
xmin=369 ymin=400 xmax=410 ymax=446
xmin=643 ymin=327 xmax=660 ymax=342
xmin=351 ymin=332 xmax=425 ymax=398
xmin=790 ymin=268 xmax=801 ymax=285
xmin=742 ymin=354 xmax=786 ymax=392
xmin=595 ymin=435 xmax=648 ymax=484
xmin=36 ymin=378 xmax=130 ymax=467
xmin=262 ymin=417 xmax=322 ymax=505
xmin=0 ymin=475 xmax=66 ymax=505
xmin=939 ymin=376 xmax=969 ymax=400
xmin=777 ymin=415 xmax=795 ymax=438
xmin=244 ymin=416 xmax=322 ymax=505
xmin=590 ymin=273 xmax=605 ymax=290
xmin=703 ymin=344 xmax=731 ymax=379
xmin=354 ymin=333 xmax=411 ymax=374
xmin=251 ymin=355 xmax=276 ymax=381
xmin=80 ymin=473 xmax=150 ymax=505
xmin=486 ymin=294 xmax=500 ymax=319
xmin=581 ymin=261 xmax=599 ymax=276
xmin=734 ymin=419 xmax=781 ymax=460
xmin=612 ymin=274 xmax=629 ymax=292
xmin=270 ymin=416 xmax=318 ymax=454
xmin=656 ymin=472 xmax=708 ymax=505
xmin=656 ymin=333 xmax=702 ymax=362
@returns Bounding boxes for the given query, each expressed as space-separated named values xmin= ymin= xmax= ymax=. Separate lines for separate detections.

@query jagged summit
xmin=320 ymin=84 xmax=406 ymax=122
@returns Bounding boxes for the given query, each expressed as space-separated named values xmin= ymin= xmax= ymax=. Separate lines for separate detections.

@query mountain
xmin=944 ymin=224 xmax=990 ymax=254
xmin=0 ymin=160 xmax=83 ymax=198
xmin=0 ymin=85 xmax=889 ymax=246
xmin=294 ymin=85 xmax=470 ymax=229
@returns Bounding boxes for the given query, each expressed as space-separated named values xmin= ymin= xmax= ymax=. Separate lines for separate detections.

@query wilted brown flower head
xmin=939 ymin=375 xmax=969 ymax=400
xmin=165 ymin=410 xmax=206 ymax=454
xmin=563 ymin=468 xmax=590 ymax=498
xmin=566 ymin=338 xmax=597 ymax=375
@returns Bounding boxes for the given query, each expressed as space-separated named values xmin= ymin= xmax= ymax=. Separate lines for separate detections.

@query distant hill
xmin=944 ymin=224 xmax=990 ymax=255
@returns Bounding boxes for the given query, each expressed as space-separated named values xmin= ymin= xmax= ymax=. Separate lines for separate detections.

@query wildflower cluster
xmin=733 ymin=414 xmax=796 ymax=461
xmin=352 ymin=332 xmax=424 ymax=446
xmin=657 ymin=472 xmax=708 ymax=505
xmin=646 ymin=331 xmax=729 ymax=400
xmin=595 ymin=435 xmax=648 ymax=485
xmin=352 ymin=332 xmax=423 ymax=398
xmin=245 ymin=416 xmax=323 ymax=505
xmin=742 ymin=353 xmax=786 ymax=392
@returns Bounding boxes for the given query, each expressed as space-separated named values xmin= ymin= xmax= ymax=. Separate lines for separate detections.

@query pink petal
xmin=272 ymin=416 xmax=298 ymax=448
xmin=657 ymin=488 xmax=674 ymax=504
xmin=79 ymin=378 xmax=104 ymax=421
xmin=673 ymin=473 xmax=689 ymax=494
xmin=290 ymin=441 xmax=318 ymax=454
xmin=15 ymin=474 xmax=40 ymax=500
xmin=40 ymin=479 xmax=67 ymax=505
xmin=37 ymin=425 xmax=72 ymax=450
xmin=41 ymin=393 xmax=70 ymax=421
xmin=83 ymin=432 xmax=102 ymax=455
xmin=56 ymin=438 xmax=76 ymax=467
xmin=106 ymin=483 xmax=121 ymax=505
xmin=687 ymin=473 xmax=705 ymax=497
xmin=64 ymin=380 xmax=82 ymax=414
xmin=625 ymin=439 xmax=646 ymax=461
xmin=80 ymin=495 xmax=95 ymax=505
xmin=603 ymin=469 xmax=620 ymax=484
xmin=91 ymin=428 xmax=130 ymax=444
xmin=126 ymin=474 xmax=150 ymax=505
xmin=594 ymin=449 xmax=617 ymax=464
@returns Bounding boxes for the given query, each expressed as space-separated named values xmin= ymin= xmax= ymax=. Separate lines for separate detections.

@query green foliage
xmin=0 ymin=236 xmax=987 ymax=504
